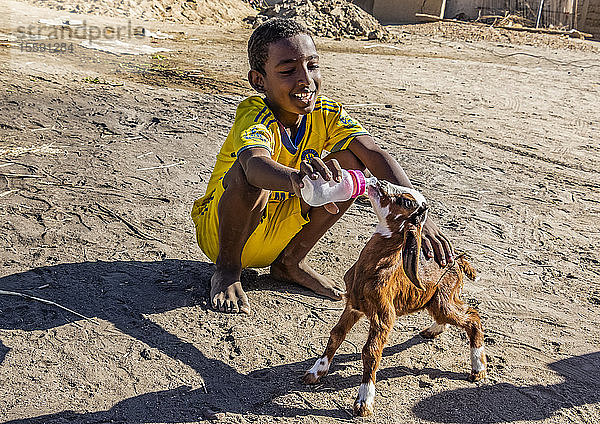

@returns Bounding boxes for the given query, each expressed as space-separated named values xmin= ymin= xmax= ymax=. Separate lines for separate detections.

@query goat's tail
xmin=457 ymin=257 xmax=477 ymax=281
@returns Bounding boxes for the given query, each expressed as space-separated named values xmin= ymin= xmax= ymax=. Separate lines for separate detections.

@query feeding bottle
xmin=300 ymin=169 xmax=377 ymax=207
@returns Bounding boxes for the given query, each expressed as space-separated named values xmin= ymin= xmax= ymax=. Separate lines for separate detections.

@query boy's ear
xmin=248 ymin=69 xmax=266 ymax=93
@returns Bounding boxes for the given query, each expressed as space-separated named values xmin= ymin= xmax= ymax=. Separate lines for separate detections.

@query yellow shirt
xmin=197 ymin=95 xmax=369 ymax=205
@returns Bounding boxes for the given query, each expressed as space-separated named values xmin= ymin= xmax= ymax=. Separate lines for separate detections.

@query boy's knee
xmin=222 ymin=160 xmax=270 ymax=206
xmin=324 ymin=149 xmax=365 ymax=171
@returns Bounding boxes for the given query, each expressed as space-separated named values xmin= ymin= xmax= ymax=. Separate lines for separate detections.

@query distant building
xmin=353 ymin=0 xmax=600 ymax=37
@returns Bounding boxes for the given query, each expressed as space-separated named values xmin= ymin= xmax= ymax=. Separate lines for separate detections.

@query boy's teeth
xmin=295 ymin=92 xmax=313 ymax=101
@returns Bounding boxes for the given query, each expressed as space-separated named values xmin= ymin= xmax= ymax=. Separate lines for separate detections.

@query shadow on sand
xmin=0 ymin=259 xmax=409 ymax=422
xmin=1 ymin=260 xmax=598 ymax=422
xmin=412 ymin=351 xmax=600 ymax=423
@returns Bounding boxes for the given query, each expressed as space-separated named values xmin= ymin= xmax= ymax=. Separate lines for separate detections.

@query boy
xmin=191 ymin=18 xmax=454 ymax=314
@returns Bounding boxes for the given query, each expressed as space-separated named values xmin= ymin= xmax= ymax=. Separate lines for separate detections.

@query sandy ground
xmin=1 ymin=1 xmax=599 ymax=423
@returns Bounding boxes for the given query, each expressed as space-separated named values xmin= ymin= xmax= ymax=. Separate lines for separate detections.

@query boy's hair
xmin=248 ymin=18 xmax=312 ymax=75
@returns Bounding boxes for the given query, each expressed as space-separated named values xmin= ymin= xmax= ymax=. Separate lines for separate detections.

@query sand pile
xmin=247 ymin=0 xmax=392 ymax=40
xmin=21 ymin=0 xmax=255 ymax=24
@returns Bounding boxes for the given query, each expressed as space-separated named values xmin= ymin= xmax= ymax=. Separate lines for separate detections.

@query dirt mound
xmin=247 ymin=0 xmax=392 ymax=40
xmin=21 ymin=0 xmax=255 ymax=24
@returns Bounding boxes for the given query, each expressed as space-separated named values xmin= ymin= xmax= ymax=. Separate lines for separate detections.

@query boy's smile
xmin=249 ymin=34 xmax=321 ymax=128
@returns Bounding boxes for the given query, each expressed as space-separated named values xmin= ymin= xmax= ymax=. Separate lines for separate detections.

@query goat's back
xmin=343 ymin=238 xmax=476 ymax=318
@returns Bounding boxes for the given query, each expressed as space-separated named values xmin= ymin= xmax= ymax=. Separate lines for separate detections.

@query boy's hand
xmin=421 ymin=218 xmax=455 ymax=267
xmin=291 ymin=157 xmax=342 ymax=214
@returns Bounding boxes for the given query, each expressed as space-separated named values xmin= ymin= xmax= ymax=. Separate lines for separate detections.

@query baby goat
xmin=303 ymin=180 xmax=486 ymax=416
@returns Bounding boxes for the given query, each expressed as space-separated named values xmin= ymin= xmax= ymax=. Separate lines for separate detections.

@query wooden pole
xmin=439 ymin=0 xmax=447 ymax=19
xmin=536 ymin=0 xmax=545 ymax=28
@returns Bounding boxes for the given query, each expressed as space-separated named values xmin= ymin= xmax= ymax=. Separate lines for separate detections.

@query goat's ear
xmin=402 ymin=223 xmax=425 ymax=290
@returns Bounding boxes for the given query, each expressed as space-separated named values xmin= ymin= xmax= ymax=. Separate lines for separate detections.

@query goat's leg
xmin=354 ymin=307 xmax=395 ymax=417
xmin=463 ymin=306 xmax=487 ymax=381
xmin=303 ymin=306 xmax=362 ymax=384
xmin=429 ymin=297 xmax=487 ymax=381
xmin=420 ymin=322 xmax=447 ymax=339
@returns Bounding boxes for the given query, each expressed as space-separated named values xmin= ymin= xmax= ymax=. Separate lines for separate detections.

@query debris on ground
xmin=79 ymin=39 xmax=171 ymax=55
xmin=38 ymin=17 xmax=83 ymax=26
xmin=393 ymin=21 xmax=600 ymax=52
xmin=246 ymin=0 xmax=393 ymax=41
xmin=417 ymin=13 xmax=594 ymax=39
xmin=141 ymin=28 xmax=174 ymax=39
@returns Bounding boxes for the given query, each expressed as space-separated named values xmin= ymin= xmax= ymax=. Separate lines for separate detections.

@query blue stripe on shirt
xmin=237 ymin=143 xmax=272 ymax=156
xmin=320 ymin=99 xmax=339 ymax=109
xmin=260 ymin=111 xmax=273 ymax=124
xmin=254 ymin=106 xmax=267 ymax=123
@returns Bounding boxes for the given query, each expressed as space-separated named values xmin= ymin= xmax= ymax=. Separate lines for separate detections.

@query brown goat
xmin=302 ymin=180 xmax=486 ymax=416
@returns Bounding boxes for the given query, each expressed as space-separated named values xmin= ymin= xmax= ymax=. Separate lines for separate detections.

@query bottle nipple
xmin=365 ymin=177 xmax=378 ymax=186
xmin=347 ymin=170 xmax=377 ymax=198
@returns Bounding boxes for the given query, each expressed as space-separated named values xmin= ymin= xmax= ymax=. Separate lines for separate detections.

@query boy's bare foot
xmin=270 ymin=259 xmax=344 ymax=300
xmin=210 ymin=270 xmax=251 ymax=314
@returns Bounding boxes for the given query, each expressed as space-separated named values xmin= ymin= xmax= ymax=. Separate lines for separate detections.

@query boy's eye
xmin=279 ymin=69 xmax=295 ymax=75
xmin=308 ymin=63 xmax=319 ymax=70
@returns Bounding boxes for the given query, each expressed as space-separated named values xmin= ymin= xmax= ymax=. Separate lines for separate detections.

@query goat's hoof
xmin=419 ymin=329 xmax=438 ymax=339
xmin=302 ymin=371 xmax=323 ymax=385
xmin=353 ymin=400 xmax=374 ymax=417
xmin=468 ymin=370 xmax=487 ymax=382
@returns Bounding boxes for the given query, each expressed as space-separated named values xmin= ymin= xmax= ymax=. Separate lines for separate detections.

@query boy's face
xmin=250 ymin=34 xmax=321 ymax=125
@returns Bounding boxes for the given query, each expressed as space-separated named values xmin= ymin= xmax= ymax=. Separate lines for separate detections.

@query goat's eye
xmin=396 ymin=197 xmax=415 ymax=209
xmin=395 ymin=197 xmax=407 ymax=207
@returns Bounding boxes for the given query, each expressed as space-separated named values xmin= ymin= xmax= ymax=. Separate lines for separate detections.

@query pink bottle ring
xmin=348 ymin=169 xmax=366 ymax=198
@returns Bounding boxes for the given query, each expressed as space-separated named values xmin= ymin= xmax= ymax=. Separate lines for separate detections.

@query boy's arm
xmin=348 ymin=134 xmax=455 ymax=267
xmin=238 ymin=147 xmax=341 ymax=214
xmin=238 ymin=147 xmax=298 ymax=192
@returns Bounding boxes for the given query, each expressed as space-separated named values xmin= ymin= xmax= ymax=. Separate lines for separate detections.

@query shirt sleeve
xmin=322 ymin=100 xmax=369 ymax=152
xmin=235 ymin=123 xmax=274 ymax=156
xmin=232 ymin=100 xmax=277 ymax=157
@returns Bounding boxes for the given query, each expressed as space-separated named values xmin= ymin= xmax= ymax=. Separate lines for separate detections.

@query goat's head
xmin=367 ymin=180 xmax=428 ymax=289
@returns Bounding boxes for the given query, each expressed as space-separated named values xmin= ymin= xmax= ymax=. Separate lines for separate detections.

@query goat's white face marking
xmin=307 ymin=356 xmax=330 ymax=377
xmin=356 ymin=381 xmax=375 ymax=406
xmin=470 ymin=346 xmax=486 ymax=373
xmin=372 ymin=204 xmax=393 ymax=238
xmin=375 ymin=206 xmax=392 ymax=238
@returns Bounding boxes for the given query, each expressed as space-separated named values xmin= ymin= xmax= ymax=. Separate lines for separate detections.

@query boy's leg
xmin=212 ymin=160 xmax=270 ymax=314
xmin=270 ymin=149 xmax=365 ymax=299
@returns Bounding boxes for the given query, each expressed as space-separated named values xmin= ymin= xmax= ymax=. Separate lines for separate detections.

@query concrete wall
xmin=444 ymin=0 xmax=479 ymax=19
xmin=577 ymin=0 xmax=600 ymax=37
xmin=356 ymin=0 xmax=598 ymax=37
xmin=365 ymin=0 xmax=597 ymax=31
xmin=352 ymin=0 xmax=375 ymax=13
xmin=370 ymin=0 xmax=446 ymax=23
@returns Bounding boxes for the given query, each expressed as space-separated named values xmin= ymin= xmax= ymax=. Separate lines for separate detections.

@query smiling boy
xmin=191 ymin=18 xmax=454 ymax=314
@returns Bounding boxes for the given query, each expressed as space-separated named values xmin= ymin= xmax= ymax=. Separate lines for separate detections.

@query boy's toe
xmin=227 ymin=299 xmax=236 ymax=313
xmin=238 ymin=292 xmax=251 ymax=314
xmin=211 ymin=294 xmax=222 ymax=311
xmin=210 ymin=277 xmax=250 ymax=314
